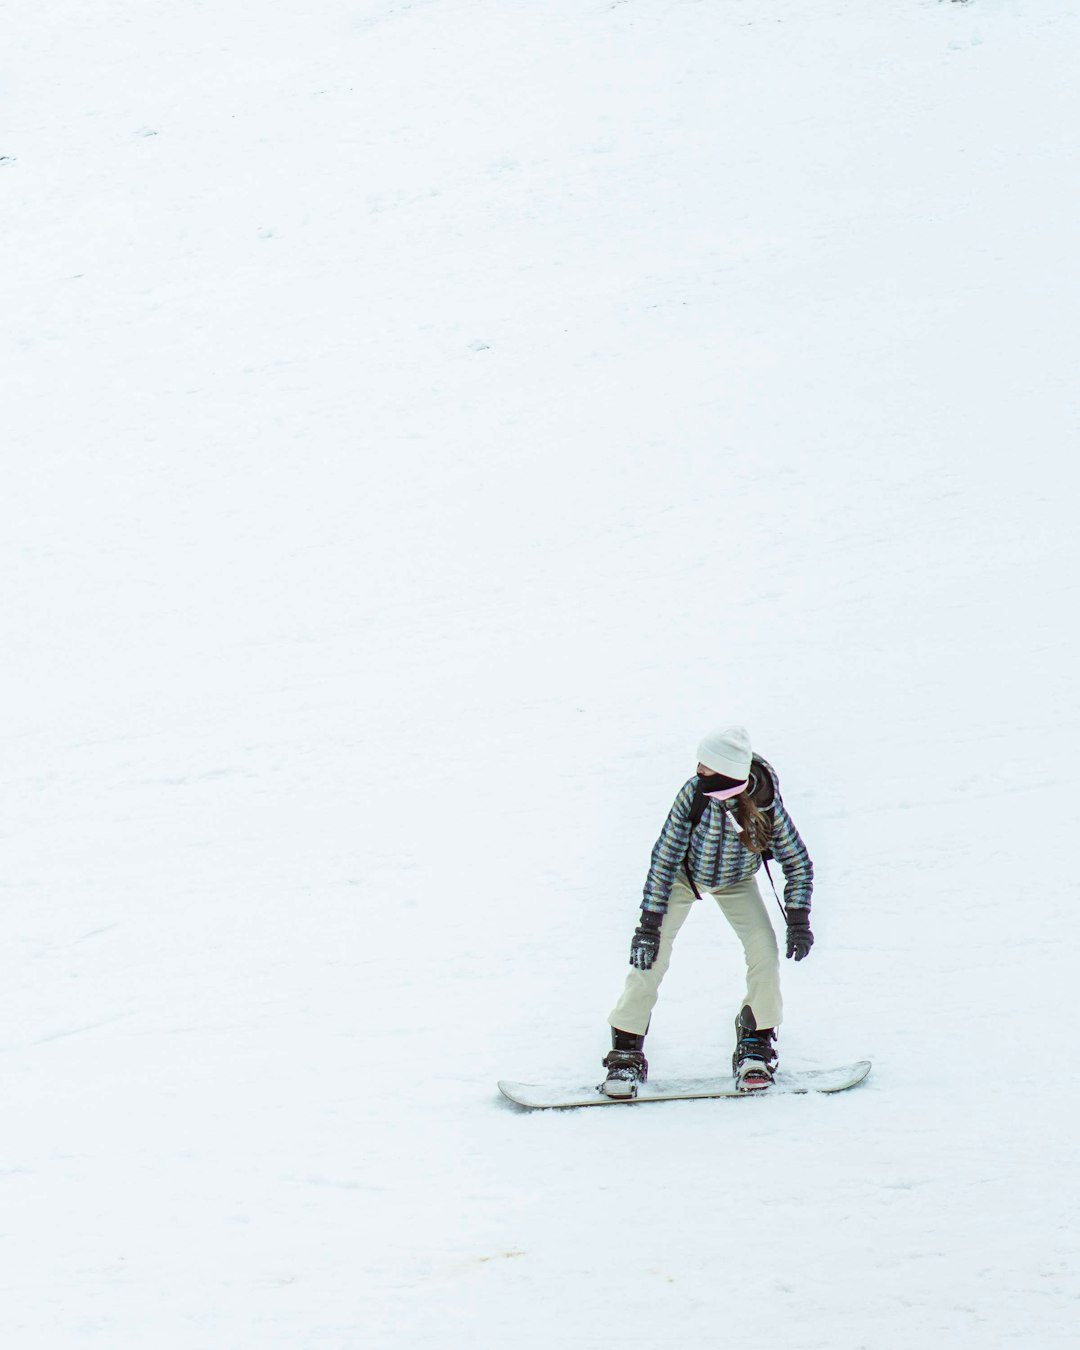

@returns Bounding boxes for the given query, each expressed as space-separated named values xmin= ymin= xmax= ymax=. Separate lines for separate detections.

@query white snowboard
xmin=498 ymin=1060 xmax=871 ymax=1109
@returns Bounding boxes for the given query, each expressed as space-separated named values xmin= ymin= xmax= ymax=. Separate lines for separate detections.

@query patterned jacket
xmin=641 ymin=756 xmax=813 ymax=916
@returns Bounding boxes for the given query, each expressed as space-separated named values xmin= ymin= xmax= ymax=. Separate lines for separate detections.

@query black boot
xmin=601 ymin=1028 xmax=648 ymax=1099
xmin=732 ymin=1005 xmax=777 ymax=1091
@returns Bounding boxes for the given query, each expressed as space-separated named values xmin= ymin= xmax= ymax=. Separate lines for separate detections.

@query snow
xmin=3 ymin=0 xmax=1079 ymax=1344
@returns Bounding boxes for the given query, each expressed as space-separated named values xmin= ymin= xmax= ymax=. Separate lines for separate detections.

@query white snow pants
xmin=607 ymin=870 xmax=783 ymax=1037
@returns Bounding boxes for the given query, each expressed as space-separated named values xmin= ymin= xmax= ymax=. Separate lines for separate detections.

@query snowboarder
xmin=602 ymin=726 xmax=814 ymax=1098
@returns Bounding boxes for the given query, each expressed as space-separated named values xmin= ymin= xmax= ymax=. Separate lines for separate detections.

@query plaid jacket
xmin=642 ymin=756 xmax=813 ymax=916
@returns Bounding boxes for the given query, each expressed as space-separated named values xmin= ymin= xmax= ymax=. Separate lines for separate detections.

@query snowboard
xmin=498 ymin=1060 xmax=871 ymax=1109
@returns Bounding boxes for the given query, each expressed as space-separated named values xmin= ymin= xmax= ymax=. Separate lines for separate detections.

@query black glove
xmin=785 ymin=908 xmax=814 ymax=961
xmin=629 ymin=909 xmax=663 ymax=970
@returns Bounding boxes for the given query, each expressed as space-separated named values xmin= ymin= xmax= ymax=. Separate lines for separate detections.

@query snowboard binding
xmin=600 ymin=1029 xmax=649 ymax=1098
xmin=732 ymin=1006 xmax=777 ymax=1092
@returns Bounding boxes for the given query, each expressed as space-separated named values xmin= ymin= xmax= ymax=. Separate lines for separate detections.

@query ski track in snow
xmin=2 ymin=0 xmax=1079 ymax=1346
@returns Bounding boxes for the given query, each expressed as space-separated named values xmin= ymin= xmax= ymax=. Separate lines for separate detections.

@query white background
xmin=3 ymin=1 xmax=1078 ymax=1345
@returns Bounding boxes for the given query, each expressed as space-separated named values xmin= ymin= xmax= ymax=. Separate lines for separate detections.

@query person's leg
xmin=712 ymin=875 xmax=783 ymax=1031
xmin=607 ymin=873 xmax=697 ymax=1036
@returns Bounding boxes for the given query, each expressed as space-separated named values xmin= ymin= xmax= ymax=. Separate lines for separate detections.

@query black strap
xmin=683 ymin=787 xmax=708 ymax=900
xmin=761 ymin=852 xmax=787 ymax=920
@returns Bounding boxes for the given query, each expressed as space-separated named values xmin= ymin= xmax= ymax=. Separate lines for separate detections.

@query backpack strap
xmin=761 ymin=853 xmax=784 ymax=914
xmin=682 ymin=787 xmax=707 ymax=900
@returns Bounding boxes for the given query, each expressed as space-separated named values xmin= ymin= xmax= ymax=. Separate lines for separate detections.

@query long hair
xmin=733 ymin=791 xmax=772 ymax=855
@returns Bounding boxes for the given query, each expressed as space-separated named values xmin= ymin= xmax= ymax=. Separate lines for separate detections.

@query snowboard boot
xmin=600 ymin=1028 xmax=648 ymax=1099
xmin=732 ymin=1005 xmax=777 ymax=1092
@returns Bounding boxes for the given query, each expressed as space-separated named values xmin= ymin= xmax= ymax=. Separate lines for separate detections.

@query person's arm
xmin=769 ymin=796 xmax=815 ymax=959
xmin=770 ymin=797 xmax=814 ymax=912
xmin=641 ymin=779 xmax=696 ymax=916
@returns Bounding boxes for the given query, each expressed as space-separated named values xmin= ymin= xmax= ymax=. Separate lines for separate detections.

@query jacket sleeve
xmin=641 ymin=780 xmax=696 ymax=916
xmin=770 ymin=796 xmax=814 ymax=912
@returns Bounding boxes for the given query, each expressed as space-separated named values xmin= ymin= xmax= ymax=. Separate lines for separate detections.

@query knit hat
xmin=696 ymin=725 xmax=752 ymax=780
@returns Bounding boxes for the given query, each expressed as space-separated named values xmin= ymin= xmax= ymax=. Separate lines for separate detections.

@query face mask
xmin=695 ymin=772 xmax=749 ymax=803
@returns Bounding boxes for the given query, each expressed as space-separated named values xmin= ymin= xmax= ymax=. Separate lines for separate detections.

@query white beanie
xmin=696 ymin=725 xmax=752 ymax=780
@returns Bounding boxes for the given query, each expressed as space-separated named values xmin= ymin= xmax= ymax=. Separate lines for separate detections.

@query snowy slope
xmin=3 ymin=0 xmax=1079 ymax=1345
